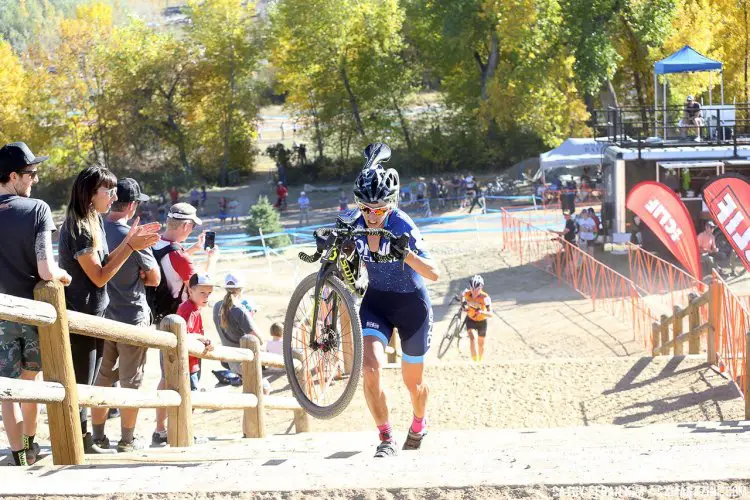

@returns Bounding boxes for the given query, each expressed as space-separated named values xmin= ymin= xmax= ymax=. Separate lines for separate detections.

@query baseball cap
xmin=168 ymin=202 xmax=202 ymax=225
xmin=687 ymin=95 xmax=694 ymax=101
xmin=563 ymin=210 xmax=572 ymax=216
xmin=300 ymin=191 xmax=306 ymax=196
xmin=116 ymin=178 xmax=149 ymax=203
xmin=0 ymin=142 xmax=49 ymax=175
xmin=189 ymin=272 xmax=214 ymax=287
xmin=224 ymin=273 xmax=244 ymax=289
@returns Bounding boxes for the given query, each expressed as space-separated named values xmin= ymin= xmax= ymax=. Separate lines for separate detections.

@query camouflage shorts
xmin=0 ymin=320 xmax=42 ymax=378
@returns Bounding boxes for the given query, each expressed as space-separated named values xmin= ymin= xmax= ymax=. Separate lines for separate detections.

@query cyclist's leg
xmin=466 ymin=318 xmax=482 ymax=361
xmin=392 ymin=292 xmax=432 ymax=418
xmin=467 ymin=329 xmax=478 ymax=361
xmin=360 ymin=291 xmax=396 ymax=447
xmin=476 ymin=320 xmax=488 ymax=361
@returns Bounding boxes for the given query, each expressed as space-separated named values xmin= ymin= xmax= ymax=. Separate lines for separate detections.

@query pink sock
xmin=377 ymin=423 xmax=393 ymax=442
xmin=411 ymin=415 xmax=426 ymax=433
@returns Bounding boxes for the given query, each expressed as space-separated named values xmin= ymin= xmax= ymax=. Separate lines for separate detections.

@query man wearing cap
xmin=87 ymin=178 xmax=161 ymax=453
xmin=681 ymin=95 xmax=703 ymax=141
xmin=0 ymin=142 xmax=71 ymax=465
xmin=151 ymin=202 xmax=218 ymax=445
xmin=698 ymin=220 xmax=726 ymax=274
xmin=297 ymin=190 xmax=310 ymax=226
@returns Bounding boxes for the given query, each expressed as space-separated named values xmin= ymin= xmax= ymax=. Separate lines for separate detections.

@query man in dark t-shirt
xmin=0 ymin=142 xmax=71 ymax=466
xmin=682 ymin=95 xmax=703 ymax=141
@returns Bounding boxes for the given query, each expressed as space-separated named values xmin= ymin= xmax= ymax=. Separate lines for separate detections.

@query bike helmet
xmin=353 ymin=143 xmax=400 ymax=205
xmin=470 ymin=275 xmax=484 ymax=289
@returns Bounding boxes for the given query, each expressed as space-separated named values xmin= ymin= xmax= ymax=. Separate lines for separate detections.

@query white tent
xmin=536 ymin=138 xmax=608 ymax=181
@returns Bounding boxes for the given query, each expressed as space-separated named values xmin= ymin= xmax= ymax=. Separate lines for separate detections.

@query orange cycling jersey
xmin=462 ymin=289 xmax=492 ymax=321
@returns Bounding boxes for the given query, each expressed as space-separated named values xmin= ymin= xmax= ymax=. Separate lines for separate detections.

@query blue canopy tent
xmin=653 ymin=45 xmax=724 ymax=137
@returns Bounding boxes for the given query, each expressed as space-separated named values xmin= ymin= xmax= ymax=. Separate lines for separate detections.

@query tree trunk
xmin=607 ymin=79 xmax=620 ymax=108
xmin=340 ymin=63 xmax=365 ymax=137
xmin=392 ymin=96 xmax=413 ymax=150
xmin=475 ymin=32 xmax=499 ymax=101
xmin=620 ymin=15 xmax=650 ymax=126
xmin=308 ymin=94 xmax=325 ymax=158
xmin=221 ymin=54 xmax=236 ymax=187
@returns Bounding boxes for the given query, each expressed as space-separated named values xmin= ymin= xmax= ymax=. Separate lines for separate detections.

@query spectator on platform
xmin=680 ymin=95 xmax=703 ymax=141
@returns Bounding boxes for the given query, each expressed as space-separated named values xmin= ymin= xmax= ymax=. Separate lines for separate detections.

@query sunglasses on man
xmin=18 ymin=169 xmax=38 ymax=179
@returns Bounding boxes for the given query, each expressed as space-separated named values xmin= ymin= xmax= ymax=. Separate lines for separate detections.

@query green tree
xmin=246 ymin=196 xmax=290 ymax=248
xmin=269 ymin=0 xmax=413 ymax=157
xmin=186 ymin=0 xmax=262 ymax=186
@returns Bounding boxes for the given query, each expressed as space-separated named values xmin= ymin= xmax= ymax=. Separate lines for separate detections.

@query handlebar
xmin=297 ymin=226 xmax=398 ymax=263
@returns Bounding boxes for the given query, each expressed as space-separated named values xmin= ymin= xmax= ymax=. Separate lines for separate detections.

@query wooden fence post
xmin=746 ymin=332 xmax=750 ymax=420
xmin=651 ymin=322 xmax=660 ymax=356
xmin=707 ymin=280 xmax=720 ymax=365
xmin=673 ymin=306 xmax=683 ymax=356
xmin=660 ymin=314 xmax=670 ymax=356
xmin=241 ymin=335 xmax=265 ymax=438
xmin=388 ymin=331 xmax=400 ymax=364
xmin=687 ymin=293 xmax=700 ymax=355
xmin=291 ymin=350 xmax=310 ymax=433
xmin=33 ymin=281 xmax=84 ymax=465
xmin=161 ymin=315 xmax=193 ymax=447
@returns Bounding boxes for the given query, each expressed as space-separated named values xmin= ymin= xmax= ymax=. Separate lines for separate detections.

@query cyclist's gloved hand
xmin=389 ymin=234 xmax=411 ymax=261
xmin=314 ymin=233 xmax=329 ymax=253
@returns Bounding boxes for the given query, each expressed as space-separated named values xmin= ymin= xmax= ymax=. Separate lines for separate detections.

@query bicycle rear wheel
xmin=437 ymin=312 xmax=460 ymax=359
xmin=283 ymin=273 xmax=363 ymax=419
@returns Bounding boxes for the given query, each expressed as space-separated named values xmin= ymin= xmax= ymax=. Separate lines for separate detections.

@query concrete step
xmin=3 ymin=422 xmax=750 ymax=497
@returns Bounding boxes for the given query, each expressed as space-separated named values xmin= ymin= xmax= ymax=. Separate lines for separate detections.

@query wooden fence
xmin=0 ymin=280 xmax=308 ymax=465
xmin=650 ymin=280 xmax=750 ymax=419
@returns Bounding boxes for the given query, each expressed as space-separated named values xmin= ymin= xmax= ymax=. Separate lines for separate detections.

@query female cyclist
xmin=347 ymin=143 xmax=440 ymax=457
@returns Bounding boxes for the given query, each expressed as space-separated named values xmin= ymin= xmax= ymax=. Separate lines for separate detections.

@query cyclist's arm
xmin=404 ymin=250 xmax=439 ymax=281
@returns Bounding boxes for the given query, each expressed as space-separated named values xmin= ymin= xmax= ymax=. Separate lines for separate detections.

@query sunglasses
xmin=98 ymin=186 xmax=117 ymax=197
xmin=358 ymin=203 xmax=390 ymax=217
xmin=19 ymin=170 xmax=38 ymax=179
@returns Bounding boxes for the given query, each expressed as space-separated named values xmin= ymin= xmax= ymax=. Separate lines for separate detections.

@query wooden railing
xmin=650 ymin=287 xmax=714 ymax=359
xmin=0 ymin=281 xmax=308 ymax=465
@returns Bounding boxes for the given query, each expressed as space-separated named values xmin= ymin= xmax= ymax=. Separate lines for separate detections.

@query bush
xmin=245 ymin=196 xmax=290 ymax=249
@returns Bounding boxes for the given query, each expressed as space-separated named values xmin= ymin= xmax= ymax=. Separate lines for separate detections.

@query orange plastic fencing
xmin=500 ymin=209 xmax=654 ymax=350
xmin=627 ymin=244 xmax=707 ymax=316
xmin=714 ymin=273 xmax=749 ymax=398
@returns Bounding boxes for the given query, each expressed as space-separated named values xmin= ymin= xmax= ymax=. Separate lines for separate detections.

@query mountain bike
xmin=283 ymin=213 xmax=399 ymax=419
xmin=437 ymin=295 xmax=468 ymax=359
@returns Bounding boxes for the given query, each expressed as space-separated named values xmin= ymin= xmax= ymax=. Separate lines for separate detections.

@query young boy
xmin=178 ymin=273 xmax=215 ymax=391
xmin=152 ymin=273 xmax=214 ymax=445
xmin=266 ymin=322 xmax=283 ymax=356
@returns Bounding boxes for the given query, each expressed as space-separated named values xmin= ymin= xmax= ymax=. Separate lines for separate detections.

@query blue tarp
xmin=654 ymin=45 xmax=722 ymax=75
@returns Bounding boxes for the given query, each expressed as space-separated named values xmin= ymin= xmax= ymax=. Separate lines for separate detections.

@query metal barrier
xmin=0 ymin=282 xmax=308 ymax=465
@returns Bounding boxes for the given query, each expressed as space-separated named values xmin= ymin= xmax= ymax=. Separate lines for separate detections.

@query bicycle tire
xmin=437 ymin=313 xmax=460 ymax=359
xmin=283 ymin=273 xmax=363 ymax=419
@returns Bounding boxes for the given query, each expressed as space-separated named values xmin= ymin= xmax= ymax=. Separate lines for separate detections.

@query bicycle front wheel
xmin=437 ymin=312 xmax=460 ymax=359
xmin=283 ymin=273 xmax=363 ymax=419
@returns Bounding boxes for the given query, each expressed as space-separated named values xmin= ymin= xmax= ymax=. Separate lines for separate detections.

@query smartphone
xmin=204 ymin=231 xmax=216 ymax=250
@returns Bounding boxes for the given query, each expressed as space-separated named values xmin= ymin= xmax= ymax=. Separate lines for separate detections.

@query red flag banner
xmin=626 ymin=181 xmax=702 ymax=280
xmin=702 ymin=174 xmax=750 ymax=273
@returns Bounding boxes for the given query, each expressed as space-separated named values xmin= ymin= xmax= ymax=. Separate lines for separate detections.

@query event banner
xmin=626 ymin=181 xmax=702 ymax=280
xmin=702 ymin=174 xmax=750 ymax=272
